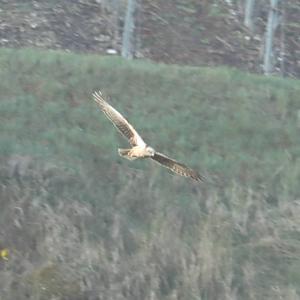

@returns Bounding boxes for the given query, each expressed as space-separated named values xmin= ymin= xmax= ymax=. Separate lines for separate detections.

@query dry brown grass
xmin=0 ymin=157 xmax=299 ymax=300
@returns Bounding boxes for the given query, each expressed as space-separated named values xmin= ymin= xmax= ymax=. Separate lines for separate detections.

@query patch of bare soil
xmin=0 ymin=0 xmax=299 ymax=77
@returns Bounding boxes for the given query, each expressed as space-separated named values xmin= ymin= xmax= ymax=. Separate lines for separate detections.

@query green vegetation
xmin=0 ymin=48 xmax=299 ymax=300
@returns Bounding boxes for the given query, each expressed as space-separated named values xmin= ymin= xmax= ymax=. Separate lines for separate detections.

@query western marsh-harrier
xmin=93 ymin=91 xmax=204 ymax=182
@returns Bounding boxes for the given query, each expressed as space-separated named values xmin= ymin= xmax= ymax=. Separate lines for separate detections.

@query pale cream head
xmin=146 ymin=146 xmax=155 ymax=157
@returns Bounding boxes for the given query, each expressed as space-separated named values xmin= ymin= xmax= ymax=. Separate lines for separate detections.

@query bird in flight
xmin=93 ymin=91 xmax=204 ymax=182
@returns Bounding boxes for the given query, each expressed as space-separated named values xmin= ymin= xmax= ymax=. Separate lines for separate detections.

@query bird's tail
xmin=118 ymin=148 xmax=137 ymax=160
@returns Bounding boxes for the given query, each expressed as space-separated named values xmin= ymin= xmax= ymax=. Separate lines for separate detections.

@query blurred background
xmin=0 ymin=1 xmax=299 ymax=299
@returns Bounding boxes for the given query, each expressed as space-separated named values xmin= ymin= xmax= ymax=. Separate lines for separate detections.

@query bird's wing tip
xmin=93 ymin=90 xmax=102 ymax=97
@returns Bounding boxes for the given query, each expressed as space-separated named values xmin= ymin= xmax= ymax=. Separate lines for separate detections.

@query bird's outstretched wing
xmin=93 ymin=91 xmax=146 ymax=147
xmin=151 ymin=152 xmax=205 ymax=182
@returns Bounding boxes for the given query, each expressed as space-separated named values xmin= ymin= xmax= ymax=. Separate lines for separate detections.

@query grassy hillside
xmin=0 ymin=48 xmax=299 ymax=300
